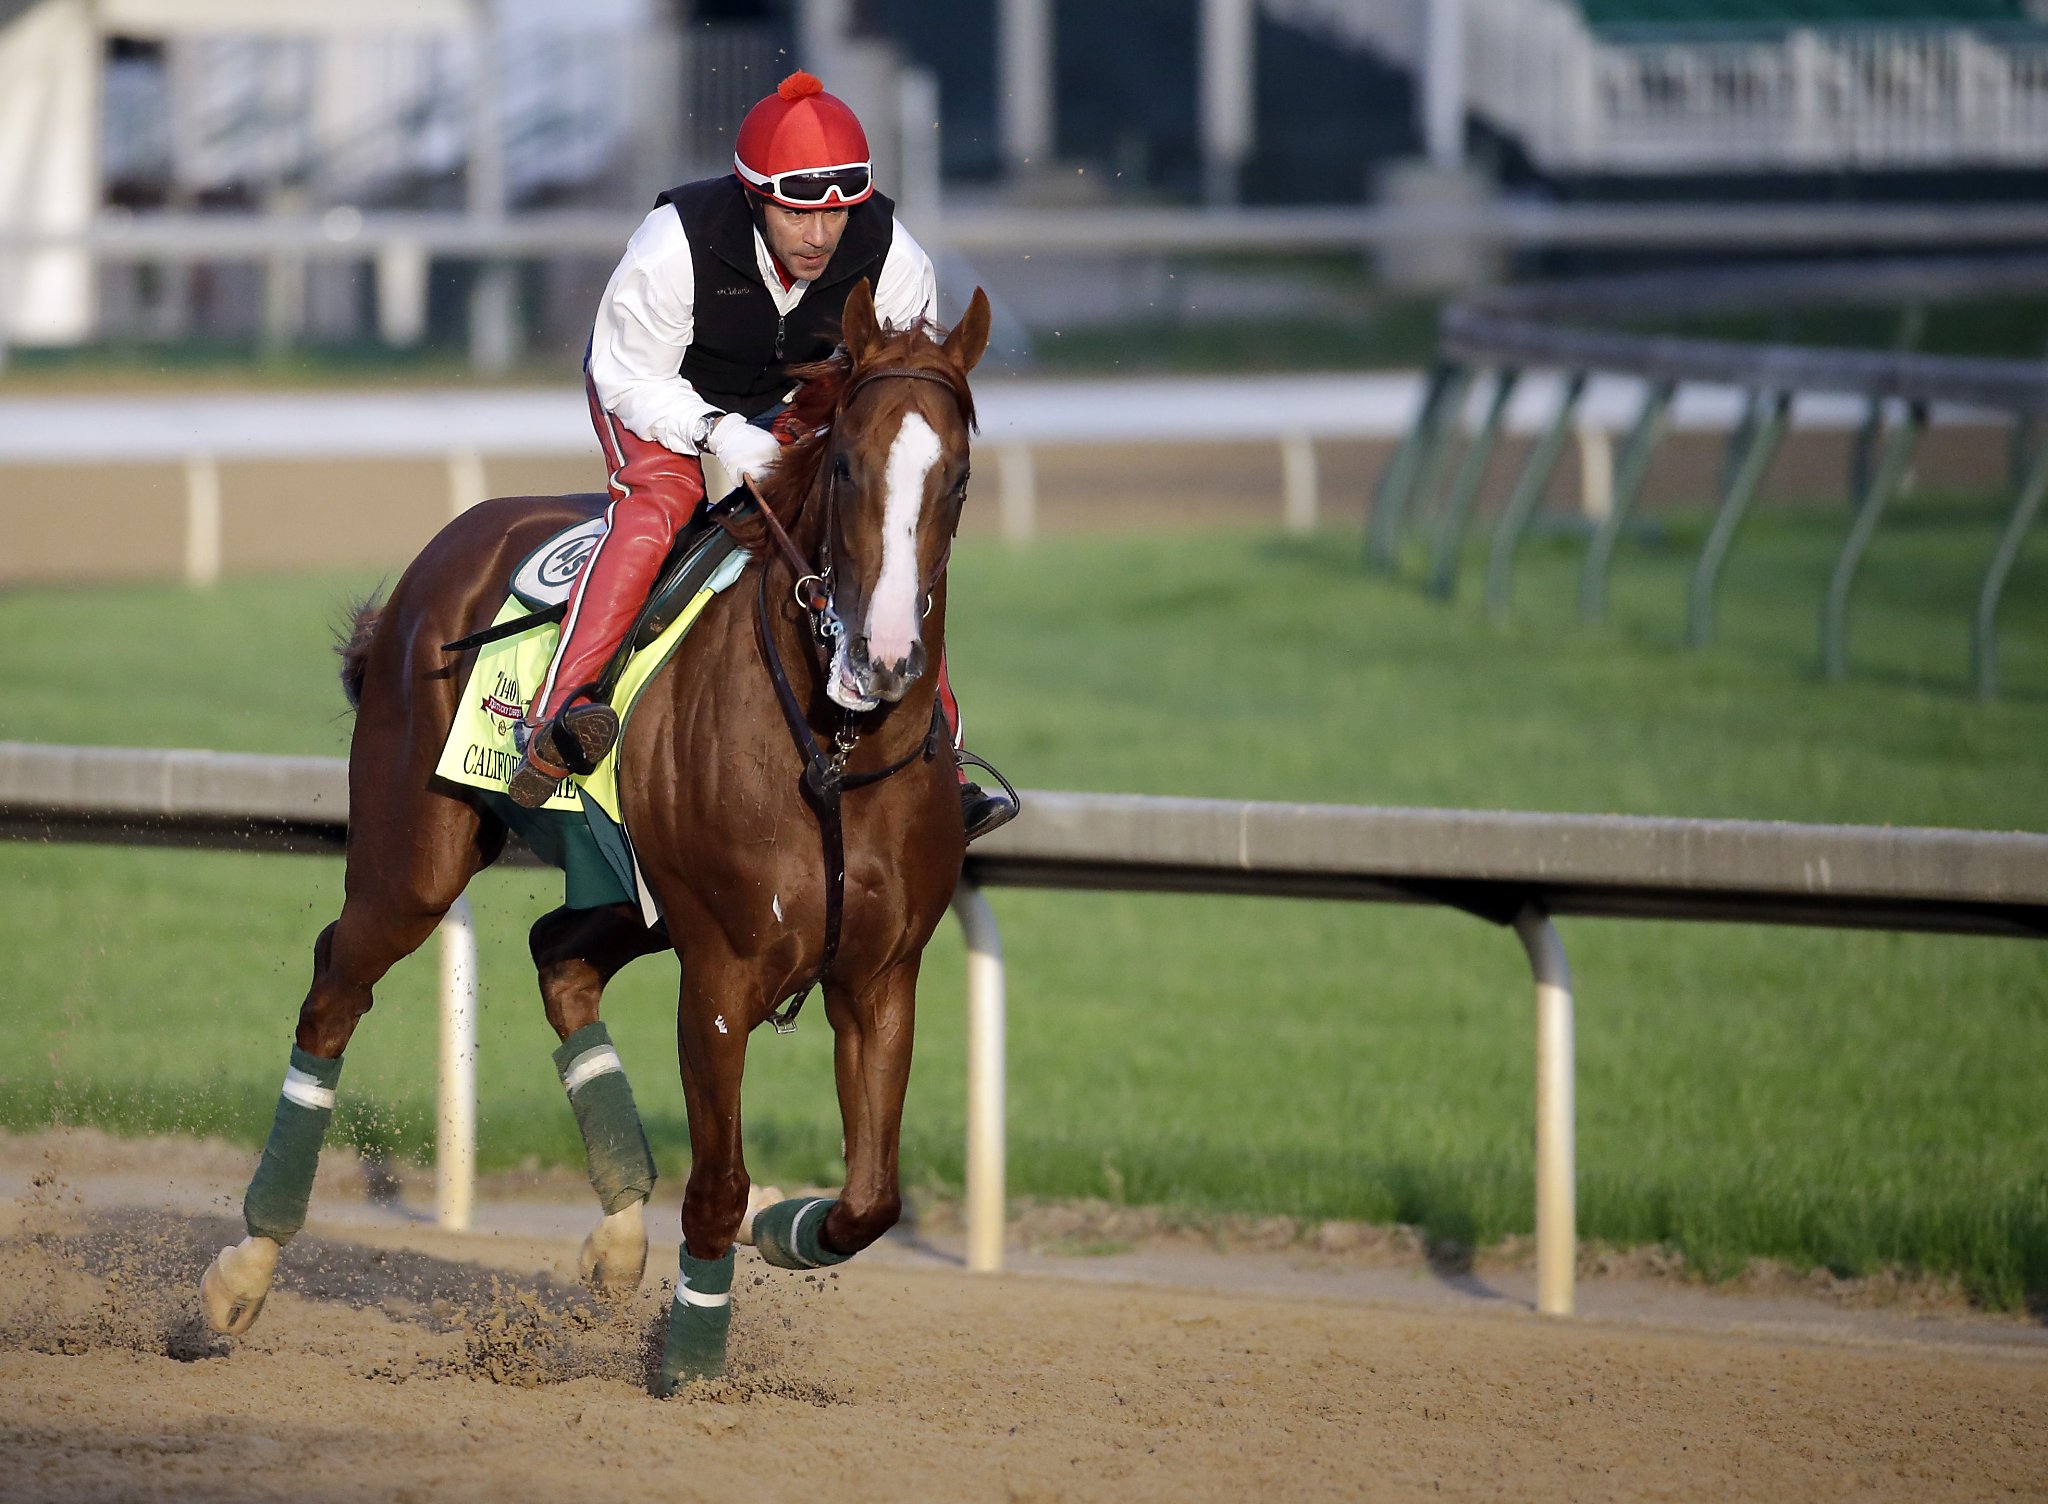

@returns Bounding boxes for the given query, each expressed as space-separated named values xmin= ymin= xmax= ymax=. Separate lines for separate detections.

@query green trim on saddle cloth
xmin=243 ymin=1046 xmax=344 ymax=1244
xmin=752 ymin=1196 xmax=853 ymax=1271
xmin=656 ymin=1247 xmax=735 ymax=1393
xmin=432 ymin=534 xmax=750 ymax=915
xmin=552 ymin=1022 xmax=657 ymax=1214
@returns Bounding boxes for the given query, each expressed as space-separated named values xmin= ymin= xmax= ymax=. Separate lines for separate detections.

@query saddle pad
xmin=433 ymin=539 xmax=749 ymax=916
xmin=510 ymin=517 xmax=607 ymax=610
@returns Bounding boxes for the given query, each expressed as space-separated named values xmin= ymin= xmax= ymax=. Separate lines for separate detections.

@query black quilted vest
xmin=654 ymin=175 xmax=897 ymax=419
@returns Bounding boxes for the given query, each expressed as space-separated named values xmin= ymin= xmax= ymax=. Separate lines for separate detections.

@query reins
xmin=741 ymin=363 xmax=963 ymax=1033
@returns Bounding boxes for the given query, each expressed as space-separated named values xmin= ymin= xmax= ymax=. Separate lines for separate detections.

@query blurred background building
xmin=5 ymin=0 xmax=2048 ymax=368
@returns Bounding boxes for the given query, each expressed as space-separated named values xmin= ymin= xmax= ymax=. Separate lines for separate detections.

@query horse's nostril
xmin=905 ymin=642 xmax=926 ymax=679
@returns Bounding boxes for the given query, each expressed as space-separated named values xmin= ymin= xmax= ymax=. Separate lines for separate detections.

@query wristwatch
xmin=691 ymin=410 xmax=728 ymax=451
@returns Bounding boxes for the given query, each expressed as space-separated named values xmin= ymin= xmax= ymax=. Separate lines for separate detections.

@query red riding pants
xmin=535 ymin=375 xmax=967 ymax=760
xmin=532 ymin=375 xmax=710 ymax=721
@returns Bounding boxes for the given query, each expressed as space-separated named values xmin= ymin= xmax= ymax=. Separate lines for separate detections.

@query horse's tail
xmin=335 ymin=594 xmax=385 ymax=710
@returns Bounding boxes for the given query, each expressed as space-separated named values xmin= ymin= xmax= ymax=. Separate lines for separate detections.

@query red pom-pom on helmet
xmin=735 ymin=73 xmax=874 ymax=209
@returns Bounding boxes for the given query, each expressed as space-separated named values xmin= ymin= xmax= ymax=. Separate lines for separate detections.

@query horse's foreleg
xmin=653 ymin=962 xmax=755 ymax=1394
xmin=529 ymin=903 xmax=667 ymax=1296
xmin=751 ymin=965 xmax=917 ymax=1272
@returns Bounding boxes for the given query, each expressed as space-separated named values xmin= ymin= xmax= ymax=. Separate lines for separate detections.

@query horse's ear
xmin=841 ymin=278 xmax=882 ymax=362
xmin=943 ymin=287 xmax=992 ymax=374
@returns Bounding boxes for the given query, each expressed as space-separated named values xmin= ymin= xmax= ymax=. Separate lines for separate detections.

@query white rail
xmin=3 ymin=742 xmax=2044 ymax=1313
xmin=0 ymin=371 xmax=1961 ymax=582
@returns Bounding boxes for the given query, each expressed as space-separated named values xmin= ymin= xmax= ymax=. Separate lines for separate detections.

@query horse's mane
xmin=718 ymin=319 xmax=976 ymax=555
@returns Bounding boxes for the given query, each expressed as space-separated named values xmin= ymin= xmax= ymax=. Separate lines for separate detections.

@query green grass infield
xmin=2 ymin=497 xmax=2044 ymax=1305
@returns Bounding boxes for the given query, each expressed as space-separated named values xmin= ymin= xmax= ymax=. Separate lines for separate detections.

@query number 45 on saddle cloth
xmin=433 ymin=516 xmax=749 ymax=924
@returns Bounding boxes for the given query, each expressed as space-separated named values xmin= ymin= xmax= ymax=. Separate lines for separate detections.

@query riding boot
xmin=934 ymin=655 xmax=1019 ymax=841
xmin=961 ymin=773 xmax=1019 ymax=842
xmin=507 ymin=702 xmax=621 ymax=810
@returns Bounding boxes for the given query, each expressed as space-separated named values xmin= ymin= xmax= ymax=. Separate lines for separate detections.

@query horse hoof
xmin=737 ymin=1183 xmax=785 ymax=1247
xmin=578 ymin=1201 xmax=648 ymax=1297
xmin=199 ymin=1236 xmax=279 ymax=1337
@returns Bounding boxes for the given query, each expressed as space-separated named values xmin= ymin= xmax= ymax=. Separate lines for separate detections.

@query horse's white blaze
xmin=867 ymin=412 xmax=941 ymax=668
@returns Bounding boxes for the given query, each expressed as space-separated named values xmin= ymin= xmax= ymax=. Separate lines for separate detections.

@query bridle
xmin=744 ymin=363 xmax=969 ymax=1032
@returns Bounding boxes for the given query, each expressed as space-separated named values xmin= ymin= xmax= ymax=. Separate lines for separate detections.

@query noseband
xmin=746 ymin=364 xmax=966 ymax=1032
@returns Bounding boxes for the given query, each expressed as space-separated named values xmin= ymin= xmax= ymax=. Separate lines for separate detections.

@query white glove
xmin=705 ymin=413 xmax=782 ymax=482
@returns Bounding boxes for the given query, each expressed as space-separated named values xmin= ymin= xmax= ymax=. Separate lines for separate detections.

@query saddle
xmin=431 ymin=494 xmax=754 ymax=921
xmin=443 ymin=489 xmax=750 ymax=700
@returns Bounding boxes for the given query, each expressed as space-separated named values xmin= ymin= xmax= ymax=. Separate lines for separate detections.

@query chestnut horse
xmin=200 ymin=282 xmax=992 ymax=1392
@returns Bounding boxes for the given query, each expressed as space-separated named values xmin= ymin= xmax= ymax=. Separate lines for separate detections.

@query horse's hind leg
xmin=530 ymin=902 xmax=668 ymax=1296
xmin=202 ymin=789 xmax=499 ymax=1337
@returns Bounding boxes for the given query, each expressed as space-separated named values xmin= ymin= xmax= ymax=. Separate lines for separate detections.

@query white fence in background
xmin=0 ymin=372 xmax=1946 ymax=583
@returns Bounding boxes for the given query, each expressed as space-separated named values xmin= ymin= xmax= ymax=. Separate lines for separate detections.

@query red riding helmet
xmin=733 ymin=72 xmax=874 ymax=209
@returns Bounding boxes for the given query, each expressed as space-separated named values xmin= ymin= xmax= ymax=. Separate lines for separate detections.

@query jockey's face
xmin=761 ymin=201 xmax=850 ymax=282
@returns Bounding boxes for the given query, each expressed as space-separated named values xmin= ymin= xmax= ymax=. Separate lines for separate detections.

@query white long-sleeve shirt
xmin=585 ymin=202 xmax=939 ymax=456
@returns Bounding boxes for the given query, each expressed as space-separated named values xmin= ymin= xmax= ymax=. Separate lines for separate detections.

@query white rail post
xmin=1576 ymin=423 xmax=1613 ymax=521
xmin=182 ymin=454 xmax=222 ymax=587
xmin=447 ymin=449 xmax=488 ymax=519
xmin=1280 ymin=431 xmax=1318 ymax=535
xmin=1514 ymin=902 xmax=1576 ymax=1316
xmin=436 ymin=895 xmax=478 ymax=1232
xmin=998 ymin=441 xmax=1037 ymax=543
xmin=951 ymin=882 xmax=1007 ymax=1272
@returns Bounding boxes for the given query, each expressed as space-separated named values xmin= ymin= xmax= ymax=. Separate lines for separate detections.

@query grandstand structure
xmin=6 ymin=0 xmax=2048 ymax=353
xmin=1273 ymin=0 xmax=2048 ymax=175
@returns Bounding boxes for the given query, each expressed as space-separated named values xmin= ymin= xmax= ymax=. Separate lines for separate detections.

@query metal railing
xmin=1376 ymin=254 xmax=2048 ymax=697
xmin=4 ymin=740 xmax=2044 ymax=1316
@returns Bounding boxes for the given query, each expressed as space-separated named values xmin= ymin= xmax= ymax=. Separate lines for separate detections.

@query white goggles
xmin=735 ymin=157 xmax=874 ymax=207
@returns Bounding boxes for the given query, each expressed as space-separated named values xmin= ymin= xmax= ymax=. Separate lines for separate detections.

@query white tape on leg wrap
xmin=560 ymin=1045 xmax=624 ymax=1094
xmin=280 ymin=1068 xmax=336 ymax=1111
xmin=675 ymin=1285 xmax=731 ymax=1309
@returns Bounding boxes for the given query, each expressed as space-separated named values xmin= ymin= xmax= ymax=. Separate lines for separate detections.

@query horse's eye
xmin=834 ymin=453 xmax=852 ymax=482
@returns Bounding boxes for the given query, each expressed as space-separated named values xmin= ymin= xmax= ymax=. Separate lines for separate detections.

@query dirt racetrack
xmin=0 ymin=1131 xmax=2042 ymax=1504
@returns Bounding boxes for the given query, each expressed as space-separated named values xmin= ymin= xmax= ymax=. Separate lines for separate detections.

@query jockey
xmin=509 ymin=71 xmax=1017 ymax=840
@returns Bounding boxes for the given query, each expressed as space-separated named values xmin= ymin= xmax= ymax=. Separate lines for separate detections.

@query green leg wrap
xmin=752 ymin=1197 xmax=854 ymax=1271
xmin=553 ymin=1022 xmax=657 ymax=1215
xmin=243 ymin=1046 xmax=344 ymax=1243
xmin=655 ymin=1248 xmax=734 ymax=1395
